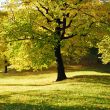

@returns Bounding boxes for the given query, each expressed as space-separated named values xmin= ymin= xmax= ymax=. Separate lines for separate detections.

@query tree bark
xmin=54 ymin=42 xmax=67 ymax=81
xmin=54 ymin=20 xmax=67 ymax=81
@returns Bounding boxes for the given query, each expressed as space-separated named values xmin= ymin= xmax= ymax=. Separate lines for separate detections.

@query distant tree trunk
xmin=4 ymin=59 xmax=8 ymax=73
xmin=54 ymin=42 xmax=67 ymax=81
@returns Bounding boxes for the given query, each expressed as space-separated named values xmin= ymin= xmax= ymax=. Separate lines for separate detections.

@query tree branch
xmin=0 ymin=37 xmax=34 ymax=44
xmin=61 ymin=17 xmax=66 ymax=39
xmin=66 ymin=20 xmax=72 ymax=28
xmin=38 ymin=2 xmax=49 ymax=14
xmin=80 ymin=10 xmax=96 ymax=19
xmin=62 ymin=34 xmax=77 ymax=40
xmin=89 ymin=21 xmax=95 ymax=28
xmin=72 ymin=13 xmax=78 ymax=18
xmin=41 ymin=26 xmax=53 ymax=33
xmin=62 ymin=21 xmax=95 ymax=40
xmin=35 ymin=5 xmax=52 ymax=23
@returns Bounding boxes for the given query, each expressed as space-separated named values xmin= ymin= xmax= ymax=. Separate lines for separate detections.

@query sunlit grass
xmin=0 ymin=66 xmax=110 ymax=110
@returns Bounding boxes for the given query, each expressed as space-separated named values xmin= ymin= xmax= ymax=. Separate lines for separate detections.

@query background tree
xmin=3 ymin=7 xmax=55 ymax=71
xmin=0 ymin=10 xmax=9 ymax=73
xmin=97 ymin=2 xmax=110 ymax=64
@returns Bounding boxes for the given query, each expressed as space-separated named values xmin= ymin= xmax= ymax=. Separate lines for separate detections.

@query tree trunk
xmin=54 ymin=42 xmax=67 ymax=81
xmin=4 ymin=65 xmax=8 ymax=73
xmin=4 ymin=59 xmax=8 ymax=73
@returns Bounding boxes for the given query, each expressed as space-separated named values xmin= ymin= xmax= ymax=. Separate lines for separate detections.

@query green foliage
xmin=0 ymin=11 xmax=8 ymax=70
xmin=2 ymin=7 xmax=55 ymax=71
xmin=7 ymin=40 xmax=54 ymax=71
xmin=62 ymin=37 xmax=90 ymax=63
xmin=97 ymin=3 xmax=110 ymax=64
xmin=98 ymin=35 xmax=110 ymax=64
xmin=0 ymin=0 xmax=110 ymax=71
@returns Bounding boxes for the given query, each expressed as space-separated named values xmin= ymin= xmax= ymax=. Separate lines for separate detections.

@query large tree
xmin=2 ymin=0 xmax=110 ymax=80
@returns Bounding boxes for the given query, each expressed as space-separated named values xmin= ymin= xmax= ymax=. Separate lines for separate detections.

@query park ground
xmin=0 ymin=65 xmax=110 ymax=110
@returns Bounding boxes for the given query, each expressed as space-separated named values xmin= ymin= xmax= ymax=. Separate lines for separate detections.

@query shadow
xmin=0 ymin=89 xmax=109 ymax=110
xmin=1 ymin=65 xmax=110 ymax=77
xmin=64 ymin=64 xmax=110 ymax=74
xmin=0 ymin=95 xmax=11 ymax=99
xmin=0 ymin=67 xmax=57 ymax=77
xmin=0 ymin=102 xmax=109 ymax=110
xmin=0 ymin=83 xmax=52 ymax=86
xmin=65 ymin=65 xmax=83 ymax=72
xmin=69 ymin=75 xmax=110 ymax=85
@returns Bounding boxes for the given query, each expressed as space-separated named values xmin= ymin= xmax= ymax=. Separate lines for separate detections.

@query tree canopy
xmin=0 ymin=0 xmax=110 ymax=80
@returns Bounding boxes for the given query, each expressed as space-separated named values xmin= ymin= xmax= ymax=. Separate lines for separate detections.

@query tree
xmin=96 ymin=2 xmax=110 ymax=64
xmin=4 ymin=8 xmax=54 ymax=71
xmin=0 ymin=39 xmax=8 ymax=73
xmin=2 ymin=0 xmax=110 ymax=80
xmin=0 ymin=10 xmax=9 ymax=73
xmin=98 ymin=35 xmax=110 ymax=64
xmin=62 ymin=36 xmax=90 ymax=65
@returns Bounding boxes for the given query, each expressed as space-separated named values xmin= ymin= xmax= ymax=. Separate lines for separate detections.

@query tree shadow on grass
xmin=65 ymin=64 xmax=110 ymax=73
xmin=69 ymin=75 xmax=110 ymax=85
xmin=0 ymin=83 xmax=52 ymax=87
xmin=0 ymin=102 xmax=109 ymax=110
xmin=1 ymin=65 xmax=110 ymax=78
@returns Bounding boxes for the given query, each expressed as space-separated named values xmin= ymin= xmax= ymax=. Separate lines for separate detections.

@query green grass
xmin=0 ymin=66 xmax=110 ymax=110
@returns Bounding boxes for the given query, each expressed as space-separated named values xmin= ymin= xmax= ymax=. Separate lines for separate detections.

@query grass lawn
xmin=0 ymin=66 xmax=110 ymax=110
